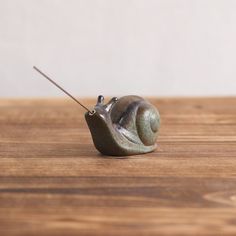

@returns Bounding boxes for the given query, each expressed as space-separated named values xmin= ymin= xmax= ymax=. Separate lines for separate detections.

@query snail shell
xmin=85 ymin=95 xmax=160 ymax=156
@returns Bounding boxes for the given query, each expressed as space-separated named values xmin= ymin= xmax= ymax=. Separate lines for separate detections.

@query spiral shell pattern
xmin=136 ymin=102 xmax=160 ymax=146
xmin=110 ymin=96 xmax=160 ymax=147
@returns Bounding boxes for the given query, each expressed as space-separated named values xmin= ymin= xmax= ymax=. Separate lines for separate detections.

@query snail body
xmin=32 ymin=67 xmax=160 ymax=156
xmin=85 ymin=95 xmax=160 ymax=156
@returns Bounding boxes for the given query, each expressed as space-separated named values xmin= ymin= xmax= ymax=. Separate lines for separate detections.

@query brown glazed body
xmin=85 ymin=95 xmax=160 ymax=156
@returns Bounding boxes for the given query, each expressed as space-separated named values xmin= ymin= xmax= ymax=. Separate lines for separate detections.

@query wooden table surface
xmin=1 ymin=97 xmax=236 ymax=236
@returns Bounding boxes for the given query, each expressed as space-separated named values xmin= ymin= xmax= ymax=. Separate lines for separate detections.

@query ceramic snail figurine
xmin=33 ymin=66 xmax=161 ymax=156
xmin=85 ymin=95 xmax=160 ymax=156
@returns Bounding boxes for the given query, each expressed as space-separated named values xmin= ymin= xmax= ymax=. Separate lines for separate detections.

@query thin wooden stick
xmin=33 ymin=66 xmax=92 ymax=113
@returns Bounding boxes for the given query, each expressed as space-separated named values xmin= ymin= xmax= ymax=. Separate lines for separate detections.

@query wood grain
xmin=0 ymin=97 xmax=236 ymax=236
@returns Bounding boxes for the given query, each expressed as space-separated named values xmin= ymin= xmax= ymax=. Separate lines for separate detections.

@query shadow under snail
xmin=33 ymin=66 xmax=161 ymax=156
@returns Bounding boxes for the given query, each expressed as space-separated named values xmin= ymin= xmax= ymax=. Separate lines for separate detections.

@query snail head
xmin=87 ymin=95 xmax=118 ymax=119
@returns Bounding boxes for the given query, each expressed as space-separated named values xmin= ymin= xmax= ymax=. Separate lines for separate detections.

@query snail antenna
xmin=33 ymin=66 xmax=92 ymax=113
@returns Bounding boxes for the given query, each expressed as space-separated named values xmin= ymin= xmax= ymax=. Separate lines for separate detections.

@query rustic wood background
xmin=0 ymin=97 xmax=236 ymax=236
